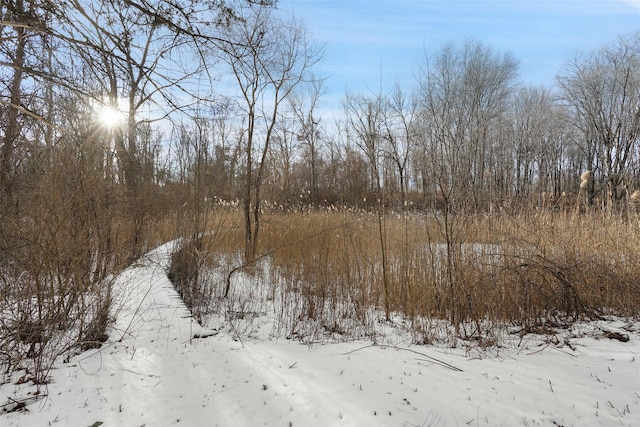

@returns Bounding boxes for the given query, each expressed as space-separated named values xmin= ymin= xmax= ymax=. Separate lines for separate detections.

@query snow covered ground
xmin=2 ymin=242 xmax=639 ymax=426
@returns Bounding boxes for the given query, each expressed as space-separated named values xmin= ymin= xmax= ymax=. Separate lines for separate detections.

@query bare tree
xmin=216 ymin=4 xmax=323 ymax=263
xmin=418 ymin=53 xmax=470 ymax=328
xmin=558 ymin=31 xmax=640 ymax=211
xmin=287 ymin=76 xmax=326 ymax=205
xmin=270 ymin=113 xmax=299 ymax=205
xmin=381 ymin=83 xmax=419 ymax=208
xmin=504 ymin=87 xmax=570 ymax=202
xmin=0 ymin=0 xmax=40 ymax=195
xmin=62 ymin=0 xmax=207 ymax=187
xmin=343 ymin=92 xmax=384 ymax=194
xmin=417 ymin=40 xmax=518 ymax=328
xmin=343 ymin=91 xmax=391 ymax=320
xmin=419 ymin=40 xmax=518 ymax=211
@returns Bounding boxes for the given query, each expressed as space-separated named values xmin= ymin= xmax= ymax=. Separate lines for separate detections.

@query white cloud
xmin=620 ymin=0 xmax=640 ymax=10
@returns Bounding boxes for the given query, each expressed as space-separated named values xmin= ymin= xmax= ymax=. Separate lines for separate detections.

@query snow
xmin=2 ymin=242 xmax=639 ymax=426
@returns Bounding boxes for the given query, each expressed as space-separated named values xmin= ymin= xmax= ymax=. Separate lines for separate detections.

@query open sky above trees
xmin=279 ymin=0 xmax=640 ymax=115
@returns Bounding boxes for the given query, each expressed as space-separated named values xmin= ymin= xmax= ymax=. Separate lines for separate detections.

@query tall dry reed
xmin=192 ymin=206 xmax=640 ymax=344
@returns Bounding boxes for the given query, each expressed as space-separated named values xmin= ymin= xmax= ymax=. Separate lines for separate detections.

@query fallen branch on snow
xmin=342 ymin=344 xmax=463 ymax=372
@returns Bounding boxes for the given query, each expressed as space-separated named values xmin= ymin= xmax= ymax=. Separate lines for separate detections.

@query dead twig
xmin=1 ymin=394 xmax=46 ymax=413
xmin=342 ymin=344 xmax=463 ymax=372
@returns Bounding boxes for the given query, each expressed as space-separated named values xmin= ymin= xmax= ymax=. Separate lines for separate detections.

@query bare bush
xmin=0 ymin=139 xmax=126 ymax=384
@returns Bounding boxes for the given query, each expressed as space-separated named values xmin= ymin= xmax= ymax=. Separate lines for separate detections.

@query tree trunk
xmin=1 ymin=0 xmax=28 ymax=195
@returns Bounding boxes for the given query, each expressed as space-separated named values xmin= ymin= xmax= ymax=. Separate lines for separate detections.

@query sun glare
xmin=97 ymin=104 xmax=124 ymax=128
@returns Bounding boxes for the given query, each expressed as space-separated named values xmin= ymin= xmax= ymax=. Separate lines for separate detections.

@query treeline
xmin=260 ymin=35 xmax=640 ymax=214
xmin=125 ymin=34 xmax=640 ymax=218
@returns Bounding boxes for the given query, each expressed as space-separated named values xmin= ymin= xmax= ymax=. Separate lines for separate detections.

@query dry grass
xmin=194 ymin=207 xmax=640 ymax=343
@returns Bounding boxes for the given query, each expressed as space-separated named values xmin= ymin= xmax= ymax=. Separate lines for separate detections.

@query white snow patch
xmin=2 ymin=242 xmax=639 ymax=426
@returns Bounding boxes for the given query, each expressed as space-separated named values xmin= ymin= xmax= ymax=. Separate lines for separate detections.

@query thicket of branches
xmin=1 ymin=0 xmax=639 ymax=380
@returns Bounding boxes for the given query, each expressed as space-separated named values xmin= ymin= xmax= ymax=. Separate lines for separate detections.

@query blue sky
xmin=278 ymin=0 xmax=640 ymax=109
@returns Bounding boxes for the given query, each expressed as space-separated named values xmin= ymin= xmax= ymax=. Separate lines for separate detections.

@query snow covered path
xmin=3 ymin=243 xmax=640 ymax=426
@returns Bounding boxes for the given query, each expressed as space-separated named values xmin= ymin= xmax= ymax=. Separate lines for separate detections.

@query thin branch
xmin=341 ymin=344 xmax=464 ymax=372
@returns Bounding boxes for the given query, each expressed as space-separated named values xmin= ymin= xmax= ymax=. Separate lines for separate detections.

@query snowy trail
xmin=3 ymin=242 xmax=639 ymax=426
xmin=2 ymin=244 xmax=387 ymax=426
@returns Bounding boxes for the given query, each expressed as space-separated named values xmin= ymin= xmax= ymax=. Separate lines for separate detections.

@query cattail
xmin=580 ymin=179 xmax=589 ymax=189
xmin=631 ymin=190 xmax=640 ymax=202
xmin=580 ymin=170 xmax=592 ymax=182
